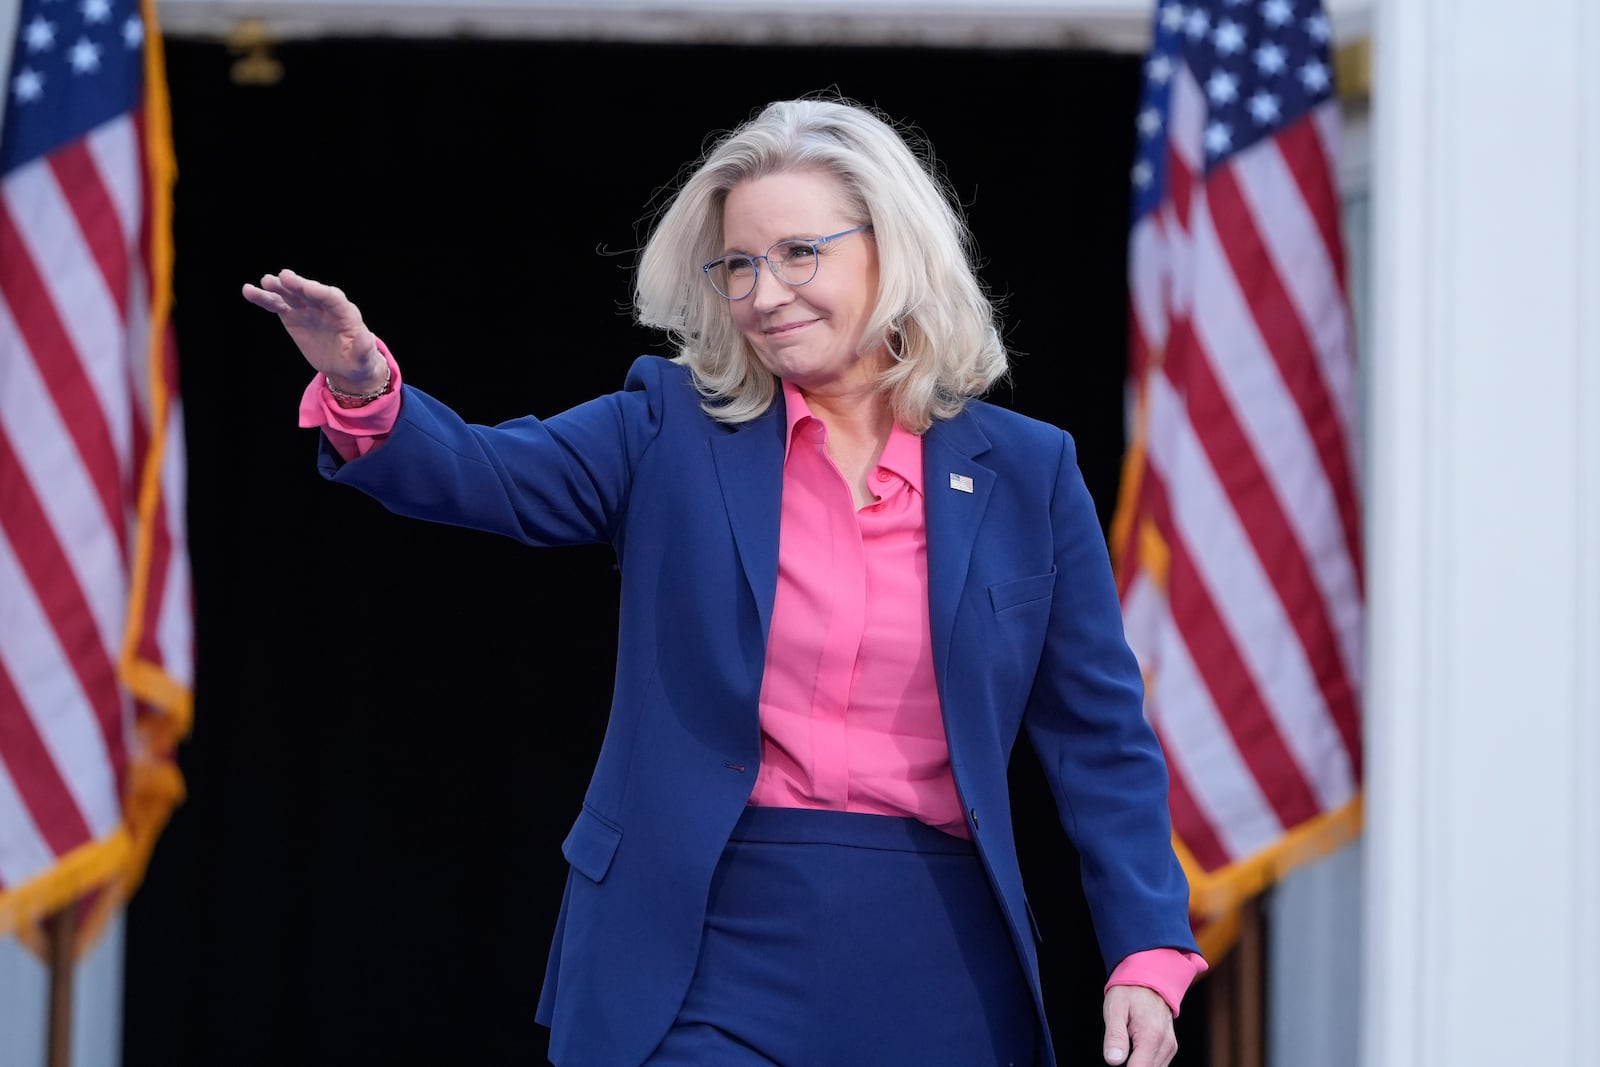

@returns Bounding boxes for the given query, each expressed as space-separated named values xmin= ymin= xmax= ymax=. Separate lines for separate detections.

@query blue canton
xmin=2 ymin=0 xmax=144 ymax=175
xmin=1131 ymin=0 xmax=1336 ymax=221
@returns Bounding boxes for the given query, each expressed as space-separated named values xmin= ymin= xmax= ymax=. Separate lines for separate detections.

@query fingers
xmin=242 ymin=272 xmax=371 ymax=355
xmin=243 ymin=269 xmax=351 ymax=312
xmin=1102 ymin=989 xmax=1131 ymax=1065
xmin=241 ymin=270 xmax=305 ymax=315
xmin=279 ymin=269 xmax=352 ymax=312
xmin=1123 ymin=1022 xmax=1179 ymax=1067
xmin=259 ymin=269 xmax=313 ymax=308
xmin=1104 ymin=987 xmax=1178 ymax=1067
xmin=240 ymin=281 xmax=287 ymax=313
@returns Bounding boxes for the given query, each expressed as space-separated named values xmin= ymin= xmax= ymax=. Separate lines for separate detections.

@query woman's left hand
xmin=1101 ymin=985 xmax=1179 ymax=1067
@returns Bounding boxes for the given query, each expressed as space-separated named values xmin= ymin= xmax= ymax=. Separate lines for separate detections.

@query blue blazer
xmin=322 ymin=356 xmax=1196 ymax=1067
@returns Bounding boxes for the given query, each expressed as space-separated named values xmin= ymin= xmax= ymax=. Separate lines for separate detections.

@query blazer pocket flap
xmin=988 ymin=570 xmax=1056 ymax=613
xmin=561 ymin=806 xmax=623 ymax=884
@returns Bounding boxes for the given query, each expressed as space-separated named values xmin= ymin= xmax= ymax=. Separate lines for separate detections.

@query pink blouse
xmin=300 ymin=348 xmax=1205 ymax=1014
xmin=748 ymin=381 xmax=967 ymax=835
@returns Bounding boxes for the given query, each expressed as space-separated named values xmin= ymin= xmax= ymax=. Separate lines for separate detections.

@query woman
xmin=243 ymin=96 xmax=1203 ymax=1067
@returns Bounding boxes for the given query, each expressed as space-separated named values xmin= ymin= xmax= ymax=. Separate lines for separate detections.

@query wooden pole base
xmin=46 ymin=906 xmax=77 ymax=1067
xmin=1207 ymin=896 xmax=1266 ymax=1067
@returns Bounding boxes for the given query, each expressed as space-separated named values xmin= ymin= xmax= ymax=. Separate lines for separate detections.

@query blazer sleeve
xmin=1022 ymin=429 xmax=1199 ymax=971
xmin=316 ymin=355 xmax=675 ymax=547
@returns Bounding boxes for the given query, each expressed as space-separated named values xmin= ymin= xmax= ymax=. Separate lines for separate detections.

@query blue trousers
xmin=644 ymin=806 xmax=1039 ymax=1066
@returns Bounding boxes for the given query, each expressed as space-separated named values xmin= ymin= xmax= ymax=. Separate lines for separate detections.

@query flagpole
xmin=1206 ymin=897 xmax=1265 ymax=1067
xmin=45 ymin=907 xmax=76 ymax=1067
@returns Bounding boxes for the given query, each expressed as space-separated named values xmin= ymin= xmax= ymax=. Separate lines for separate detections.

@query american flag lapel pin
xmin=949 ymin=473 xmax=974 ymax=494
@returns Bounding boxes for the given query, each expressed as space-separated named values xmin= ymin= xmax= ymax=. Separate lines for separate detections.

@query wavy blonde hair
xmin=634 ymin=96 xmax=1008 ymax=432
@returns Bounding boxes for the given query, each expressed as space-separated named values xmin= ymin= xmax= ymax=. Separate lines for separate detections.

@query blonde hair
xmin=634 ymin=96 xmax=1009 ymax=432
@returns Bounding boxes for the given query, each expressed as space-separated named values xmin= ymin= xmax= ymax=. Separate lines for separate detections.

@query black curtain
xmin=124 ymin=35 xmax=1209 ymax=1066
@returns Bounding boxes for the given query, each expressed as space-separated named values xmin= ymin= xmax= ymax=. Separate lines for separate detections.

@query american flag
xmin=0 ymin=0 xmax=190 ymax=943
xmin=1112 ymin=0 xmax=1363 ymax=954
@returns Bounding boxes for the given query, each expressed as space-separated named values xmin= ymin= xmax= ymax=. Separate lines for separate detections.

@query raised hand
xmin=242 ymin=269 xmax=385 ymax=393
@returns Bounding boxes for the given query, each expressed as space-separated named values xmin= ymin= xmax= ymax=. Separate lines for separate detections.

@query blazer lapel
xmin=709 ymin=396 xmax=787 ymax=645
xmin=923 ymin=411 xmax=995 ymax=691
xmin=708 ymin=397 xmax=992 ymax=693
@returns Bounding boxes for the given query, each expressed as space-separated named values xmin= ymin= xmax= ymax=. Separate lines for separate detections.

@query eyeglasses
xmin=702 ymin=225 xmax=872 ymax=301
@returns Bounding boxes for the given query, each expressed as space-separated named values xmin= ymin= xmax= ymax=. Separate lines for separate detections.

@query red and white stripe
xmin=1123 ymin=62 xmax=1363 ymax=892
xmin=0 ymin=106 xmax=191 ymax=896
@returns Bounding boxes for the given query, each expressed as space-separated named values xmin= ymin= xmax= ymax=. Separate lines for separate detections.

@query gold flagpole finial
xmin=227 ymin=19 xmax=283 ymax=87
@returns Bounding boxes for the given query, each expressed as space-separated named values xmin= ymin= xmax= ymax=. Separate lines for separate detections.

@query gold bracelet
xmin=326 ymin=362 xmax=393 ymax=403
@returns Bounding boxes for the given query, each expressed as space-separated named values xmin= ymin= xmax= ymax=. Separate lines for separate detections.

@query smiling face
xmin=719 ymin=169 xmax=884 ymax=398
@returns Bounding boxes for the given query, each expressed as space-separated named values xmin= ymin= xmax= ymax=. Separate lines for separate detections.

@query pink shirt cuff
xmin=297 ymin=338 xmax=403 ymax=462
xmin=1104 ymin=949 xmax=1209 ymax=1017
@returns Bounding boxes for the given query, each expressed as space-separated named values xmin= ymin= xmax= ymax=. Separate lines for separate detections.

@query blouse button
xmin=874 ymin=470 xmax=890 ymax=482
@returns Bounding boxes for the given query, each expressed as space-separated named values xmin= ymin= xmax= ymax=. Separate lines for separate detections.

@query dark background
xmin=123 ymin=35 xmax=1211 ymax=1065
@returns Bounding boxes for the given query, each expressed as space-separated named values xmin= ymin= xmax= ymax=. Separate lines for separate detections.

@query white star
xmin=1138 ymin=107 xmax=1163 ymax=137
xmin=1160 ymin=3 xmax=1187 ymax=33
xmin=1247 ymin=91 xmax=1282 ymax=124
xmin=1185 ymin=8 xmax=1211 ymax=39
xmin=1306 ymin=13 xmax=1332 ymax=42
xmin=1254 ymin=42 xmax=1287 ymax=75
xmin=1206 ymin=70 xmax=1240 ymax=105
xmin=1213 ymin=19 xmax=1247 ymax=55
xmin=1204 ymin=121 xmax=1233 ymax=157
xmin=1299 ymin=59 xmax=1331 ymax=92
xmin=13 ymin=67 xmax=45 ymax=103
xmin=23 ymin=16 xmax=56 ymax=52
xmin=124 ymin=16 xmax=145 ymax=49
xmin=80 ymin=0 xmax=111 ymax=23
xmin=69 ymin=36 xmax=101 ymax=74
xmin=1262 ymin=0 xmax=1294 ymax=27
xmin=1146 ymin=54 xmax=1174 ymax=84
xmin=1132 ymin=161 xmax=1154 ymax=189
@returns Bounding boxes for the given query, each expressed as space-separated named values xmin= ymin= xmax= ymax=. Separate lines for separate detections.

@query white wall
xmin=1268 ymin=843 xmax=1363 ymax=1067
xmin=1363 ymin=1 xmax=1600 ymax=1064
